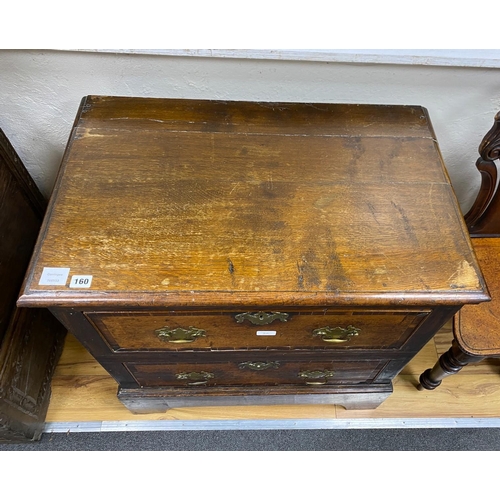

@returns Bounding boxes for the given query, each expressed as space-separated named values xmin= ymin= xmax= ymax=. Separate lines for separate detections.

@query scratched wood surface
xmin=88 ymin=309 xmax=428 ymax=351
xmin=456 ymin=238 xmax=500 ymax=355
xmin=17 ymin=97 xmax=494 ymax=419
xmin=19 ymin=96 xmax=486 ymax=309
xmin=45 ymin=321 xmax=500 ymax=422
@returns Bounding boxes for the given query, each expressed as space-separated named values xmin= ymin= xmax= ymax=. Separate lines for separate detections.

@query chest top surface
xmin=18 ymin=96 xmax=488 ymax=308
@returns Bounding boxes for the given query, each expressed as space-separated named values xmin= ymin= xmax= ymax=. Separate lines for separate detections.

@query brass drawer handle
xmin=298 ymin=369 xmax=335 ymax=385
xmin=175 ymin=371 xmax=214 ymax=386
xmin=234 ymin=311 xmax=289 ymax=325
xmin=238 ymin=361 xmax=281 ymax=371
xmin=155 ymin=326 xmax=206 ymax=343
xmin=312 ymin=325 xmax=360 ymax=343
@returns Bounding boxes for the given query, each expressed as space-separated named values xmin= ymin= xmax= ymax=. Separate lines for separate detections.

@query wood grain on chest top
xmin=18 ymin=97 xmax=487 ymax=308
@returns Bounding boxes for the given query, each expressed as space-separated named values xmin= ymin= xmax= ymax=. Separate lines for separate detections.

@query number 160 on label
xmin=69 ymin=275 xmax=93 ymax=288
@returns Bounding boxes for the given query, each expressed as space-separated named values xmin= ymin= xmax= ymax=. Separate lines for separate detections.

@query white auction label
xmin=69 ymin=275 xmax=93 ymax=288
xmin=39 ymin=267 xmax=70 ymax=286
xmin=256 ymin=330 xmax=277 ymax=336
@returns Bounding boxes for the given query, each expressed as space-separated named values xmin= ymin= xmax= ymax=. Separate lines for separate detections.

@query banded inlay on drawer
xmin=126 ymin=359 xmax=388 ymax=387
xmin=86 ymin=309 xmax=430 ymax=352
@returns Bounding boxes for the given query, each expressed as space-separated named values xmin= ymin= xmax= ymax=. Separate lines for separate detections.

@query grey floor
xmin=3 ymin=427 xmax=500 ymax=450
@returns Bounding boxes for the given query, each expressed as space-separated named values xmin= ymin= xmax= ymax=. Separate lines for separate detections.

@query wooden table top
xmin=455 ymin=238 xmax=500 ymax=355
xmin=18 ymin=96 xmax=489 ymax=308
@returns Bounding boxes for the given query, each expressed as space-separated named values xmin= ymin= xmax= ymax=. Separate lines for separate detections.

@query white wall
xmin=1 ymin=49 xmax=499 ymax=213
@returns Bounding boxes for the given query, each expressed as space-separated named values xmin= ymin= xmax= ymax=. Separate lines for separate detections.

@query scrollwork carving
xmin=479 ymin=111 xmax=500 ymax=162
xmin=155 ymin=326 xmax=206 ymax=343
xmin=175 ymin=371 xmax=214 ymax=386
xmin=234 ymin=311 xmax=289 ymax=325
xmin=238 ymin=361 xmax=281 ymax=371
xmin=312 ymin=325 xmax=360 ymax=343
xmin=464 ymin=111 xmax=500 ymax=234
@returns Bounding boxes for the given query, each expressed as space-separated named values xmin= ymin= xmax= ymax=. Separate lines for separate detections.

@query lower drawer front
xmin=126 ymin=359 xmax=387 ymax=387
xmin=88 ymin=309 xmax=429 ymax=351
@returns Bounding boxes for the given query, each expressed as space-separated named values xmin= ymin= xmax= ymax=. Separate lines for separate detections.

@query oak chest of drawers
xmin=17 ymin=96 xmax=489 ymax=412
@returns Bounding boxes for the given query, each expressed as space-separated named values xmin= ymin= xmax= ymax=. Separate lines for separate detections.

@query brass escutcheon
xmin=312 ymin=325 xmax=360 ymax=343
xmin=234 ymin=311 xmax=289 ymax=325
xmin=175 ymin=371 xmax=214 ymax=386
xmin=238 ymin=361 xmax=281 ymax=371
xmin=298 ymin=369 xmax=335 ymax=385
xmin=155 ymin=326 xmax=206 ymax=343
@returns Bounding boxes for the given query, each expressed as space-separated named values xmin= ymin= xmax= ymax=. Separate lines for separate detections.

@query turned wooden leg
xmin=418 ymin=339 xmax=485 ymax=390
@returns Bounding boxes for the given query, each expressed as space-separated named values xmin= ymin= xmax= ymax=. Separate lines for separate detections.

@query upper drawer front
xmin=86 ymin=309 xmax=429 ymax=351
